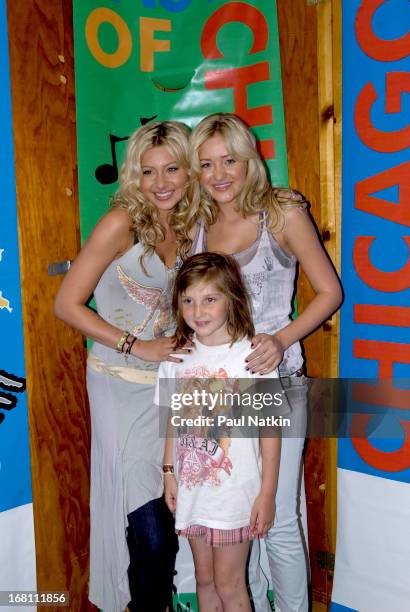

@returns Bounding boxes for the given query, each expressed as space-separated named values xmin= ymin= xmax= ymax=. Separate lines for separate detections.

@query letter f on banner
xmin=140 ymin=17 xmax=171 ymax=72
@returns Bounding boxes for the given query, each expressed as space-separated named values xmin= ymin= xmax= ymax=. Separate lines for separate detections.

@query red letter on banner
xmin=351 ymin=339 xmax=410 ymax=472
xmin=355 ymin=0 xmax=410 ymax=61
xmin=205 ymin=64 xmax=274 ymax=159
xmin=354 ymin=339 xmax=410 ymax=378
xmin=355 ymin=161 xmax=410 ymax=226
xmin=385 ymin=73 xmax=410 ymax=114
xmin=354 ymin=73 xmax=410 ymax=153
xmin=201 ymin=2 xmax=268 ymax=59
xmin=201 ymin=3 xmax=274 ymax=159
xmin=353 ymin=340 xmax=410 ymax=410
xmin=351 ymin=416 xmax=410 ymax=472
xmin=354 ymin=304 xmax=410 ymax=328
xmin=353 ymin=236 xmax=410 ymax=291
xmin=205 ymin=64 xmax=272 ymax=127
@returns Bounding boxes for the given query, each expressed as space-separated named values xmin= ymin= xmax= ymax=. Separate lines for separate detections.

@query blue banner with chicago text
xmin=332 ymin=1 xmax=410 ymax=610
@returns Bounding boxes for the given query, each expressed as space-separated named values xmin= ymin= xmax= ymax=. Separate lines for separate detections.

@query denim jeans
xmin=127 ymin=496 xmax=178 ymax=612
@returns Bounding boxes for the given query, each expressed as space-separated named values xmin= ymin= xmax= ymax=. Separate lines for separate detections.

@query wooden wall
xmin=6 ymin=0 xmax=94 ymax=609
xmin=6 ymin=0 xmax=341 ymax=609
xmin=277 ymin=0 xmax=341 ymax=608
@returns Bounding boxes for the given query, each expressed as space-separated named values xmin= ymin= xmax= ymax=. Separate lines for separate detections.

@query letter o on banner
xmin=86 ymin=8 xmax=132 ymax=68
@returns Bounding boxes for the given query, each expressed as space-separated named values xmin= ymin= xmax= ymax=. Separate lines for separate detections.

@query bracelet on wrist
xmin=125 ymin=335 xmax=137 ymax=355
xmin=116 ymin=330 xmax=129 ymax=353
xmin=116 ymin=331 xmax=137 ymax=355
xmin=163 ymin=464 xmax=174 ymax=474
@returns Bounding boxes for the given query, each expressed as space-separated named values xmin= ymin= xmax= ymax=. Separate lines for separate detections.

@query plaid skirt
xmin=177 ymin=524 xmax=261 ymax=547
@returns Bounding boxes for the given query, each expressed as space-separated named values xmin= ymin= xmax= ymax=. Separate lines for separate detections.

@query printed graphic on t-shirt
xmin=177 ymin=434 xmax=232 ymax=489
xmin=176 ymin=365 xmax=240 ymax=490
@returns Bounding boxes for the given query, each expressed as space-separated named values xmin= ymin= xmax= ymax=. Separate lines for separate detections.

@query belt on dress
xmin=87 ymin=352 xmax=158 ymax=385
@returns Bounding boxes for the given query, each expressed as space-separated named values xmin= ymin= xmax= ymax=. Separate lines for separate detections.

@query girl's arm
xmin=247 ymin=206 xmax=343 ymax=373
xmin=54 ymin=208 xmax=183 ymax=363
xmin=250 ymin=434 xmax=281 ymax=536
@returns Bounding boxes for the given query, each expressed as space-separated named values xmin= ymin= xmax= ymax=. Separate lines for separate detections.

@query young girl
xmin=158 ymin=252 xmax=282 ymax=612
xmin=184 ymin=113 xmax=343 ymax=612
xmin=54 ymin=121 xmax=191 ymax=612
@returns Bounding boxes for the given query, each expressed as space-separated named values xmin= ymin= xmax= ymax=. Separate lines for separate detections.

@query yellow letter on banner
xmin=140 ymin=17 xmax=171 ymax=72
xmin=86 ymin=8 xmax=132 ymax=68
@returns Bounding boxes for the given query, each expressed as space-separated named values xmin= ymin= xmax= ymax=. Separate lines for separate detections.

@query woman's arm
xmin=163 ymin=406 xmax=178 ymax=513
xmin=247 ymin=206 xmax=343 ymax=373
xmin=54 ymin=208 xmax=182 ymax=363
xmin=250 ymin=434 xmax=281 ymax=536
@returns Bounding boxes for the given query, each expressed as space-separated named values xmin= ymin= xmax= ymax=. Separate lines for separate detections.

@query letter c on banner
xmin=355 ymin=0 xmax=410 ymax=61
xmin=351 ymin=414 xmax=410 ymax=472
xmin=201 ymin=2 xmax=268 ymax=59
xmin=86 ymin=8 xmax=132 ymax=68
xmin=353 ymin=236 xmax=410 ymax=292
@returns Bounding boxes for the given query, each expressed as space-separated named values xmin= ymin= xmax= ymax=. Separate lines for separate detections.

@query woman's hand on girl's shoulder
xmin=132 ymin=337 xmax=192 ymax=363
xmin=245 ymin=333 xmax=285 ymax=374
xmin=164 ymin=473 xmax=178 ymax=513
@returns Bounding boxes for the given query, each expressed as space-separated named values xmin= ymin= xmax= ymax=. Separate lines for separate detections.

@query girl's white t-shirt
xmin=157 ymin=336 xmax=279 ymax=531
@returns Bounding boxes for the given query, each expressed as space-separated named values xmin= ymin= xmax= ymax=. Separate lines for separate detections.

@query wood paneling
xmin=277 ymin=0 xmax=341 ymax=607
xmin=6 ymin=1 xmax=94 ymax=609
xmin=5 ymin=0 xmax=342 ymax=608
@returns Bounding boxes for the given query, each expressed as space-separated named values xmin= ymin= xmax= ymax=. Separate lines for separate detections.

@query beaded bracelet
xmin=163 ymin=464 xmax=174 ymax=474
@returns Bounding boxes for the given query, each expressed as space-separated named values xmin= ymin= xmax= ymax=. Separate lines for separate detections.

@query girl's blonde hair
xmin=112 ymin=121 xmax=191 ymax=261
xmin=173 ymin=252 xmax=254 ymax=348
xmin=183 ymin=113 xmax=286 ymax=240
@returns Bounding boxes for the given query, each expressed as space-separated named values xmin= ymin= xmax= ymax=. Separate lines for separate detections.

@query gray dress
xmin=86 ymin=242 xmax=177 ymax=612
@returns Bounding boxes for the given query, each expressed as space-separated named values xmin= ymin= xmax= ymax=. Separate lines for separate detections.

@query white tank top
xmin=190 ymin=214 xmax=304 ymax=375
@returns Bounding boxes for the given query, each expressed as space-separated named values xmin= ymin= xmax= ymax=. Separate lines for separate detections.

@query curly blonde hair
xmin=112 ymin=121 xmax=191 ymax=261
xmin=180 ymin=113 xmax=307 ymax=252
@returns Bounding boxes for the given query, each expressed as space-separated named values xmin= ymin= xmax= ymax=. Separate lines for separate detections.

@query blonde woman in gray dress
xmin=55 ymin=121 xmax=191 ymax=612
xmin=183 ymin=113 xmax=342 ymax=612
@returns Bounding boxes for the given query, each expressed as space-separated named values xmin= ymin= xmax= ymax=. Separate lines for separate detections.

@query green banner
xmin=73 ymin=0 xmax=286 ymax=603
xmin=73 ymin=0 xmax=288 ymax=240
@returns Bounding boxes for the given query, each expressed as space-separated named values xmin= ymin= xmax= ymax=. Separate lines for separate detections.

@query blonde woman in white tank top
xmin=182 ymin=113 xmax=342 ymax=612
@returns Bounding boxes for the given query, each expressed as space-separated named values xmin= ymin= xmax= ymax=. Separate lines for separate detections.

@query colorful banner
xmin=73 ymin=0 xmax=288 ymax=239
xmin=332 ymin=1 xmax=410 ymax=610
xmin=73 ymin=1 xmax=287 ymax=608
xmin=0 ymin=0 xmax=36 ymax=602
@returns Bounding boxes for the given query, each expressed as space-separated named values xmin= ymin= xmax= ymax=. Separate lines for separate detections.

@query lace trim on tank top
xmin=193 ymin=212 xmax=297 ymax=268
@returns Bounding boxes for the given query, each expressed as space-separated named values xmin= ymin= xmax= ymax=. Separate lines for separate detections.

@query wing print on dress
xmin=117 ymin=265 xmax=163 ymax=337
xmin=152 ymin=281 xmax=174 ymax=337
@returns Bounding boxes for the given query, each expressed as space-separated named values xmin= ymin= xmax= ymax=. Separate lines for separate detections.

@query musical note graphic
xmin=95 ymin=134 xmax=129 ymax=185
xmin=94 ymin=116 xmax=159 ymax=185
xmin=141 ymin=114 xmax=158 ymax=125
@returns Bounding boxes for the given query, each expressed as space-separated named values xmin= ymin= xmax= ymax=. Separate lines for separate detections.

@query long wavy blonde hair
xmin=112 ymin=121 xmax=191 ymax=260
xmin=180 ymin=113 xmax=292 ymax=251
